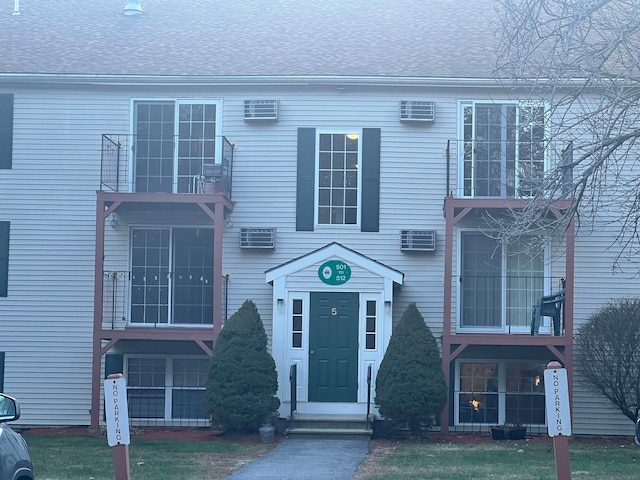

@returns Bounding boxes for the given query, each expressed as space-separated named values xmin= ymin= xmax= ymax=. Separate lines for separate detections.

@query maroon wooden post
xmin=553 ymin=435 xmax=571 ymax=480
xmin=113 ymin=444 xmax=131 ymax=480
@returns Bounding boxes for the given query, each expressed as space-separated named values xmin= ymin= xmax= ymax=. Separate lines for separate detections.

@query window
xmin=130 ymin=227 xmax=213 ymax=325
xmin=0 ymin=221 xmax=8 ymax=297
xmin=126 ymin=357 xmax=209 ymax=421
xmin=456 ymin=361 xmax=546 ymax=426
xmin=460 ymin=232 xmax=544 ymax=330
xmin=291 ymin=299 xmax=303 ymax=348
xmin=133 ymin=100 xmax=220 ymax=193
xmin=127 ymin=358 xmax=166 ymax=418
xmin=365 ymin=300 xmax=377 ymax=350
xmin=317 ymin=133 xmax=360 ymax=225
xmin=296 ymin=128 xmax=380 ymax=232
xmin=461 ymin=102 xmax=545 ymax=197
xmin=0 ymin=94 xmax=12 ymax=169
xmin=458 ymin=363 xmax=498 ymax=424
xmin=172 ymin=359 xmax=209 ymax=419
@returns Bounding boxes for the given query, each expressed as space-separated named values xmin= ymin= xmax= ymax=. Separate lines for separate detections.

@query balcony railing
xmin=445 ymin=139 xmax=573 ymax=199
xmin=454 ymin=275 xmax=567 ymax=334
xmin=100 ymin=134 xmax=234 ymax=198
xmin=119 ymin=386 xmax=211 ymax=428
xmin=102 ymin=271 xmax=229 ymax=329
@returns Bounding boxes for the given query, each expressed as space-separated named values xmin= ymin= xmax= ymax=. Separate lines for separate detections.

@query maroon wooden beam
xmin=91 ymin=196 xmax=107 ymax=429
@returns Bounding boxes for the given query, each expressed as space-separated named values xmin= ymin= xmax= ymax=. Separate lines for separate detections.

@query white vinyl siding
xmin=1 ymin=83 xmax=636 ymax=437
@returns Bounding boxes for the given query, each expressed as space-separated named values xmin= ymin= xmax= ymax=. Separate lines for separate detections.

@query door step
xmin=286 ymin=413 xmax=373 ymax=440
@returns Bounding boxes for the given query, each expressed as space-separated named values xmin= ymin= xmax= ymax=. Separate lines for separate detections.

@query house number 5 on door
xmin=331 ymin=307 xmax=337 ymax=316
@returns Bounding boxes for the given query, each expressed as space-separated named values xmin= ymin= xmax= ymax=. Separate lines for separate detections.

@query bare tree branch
xmin=494 ymin=0 xmax=640 ymax=272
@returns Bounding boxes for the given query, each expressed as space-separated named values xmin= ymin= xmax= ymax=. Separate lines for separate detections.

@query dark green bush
xmin=576 ymin=297 xmax=640 ymax=423
xmin=206 ymin=300 xmax=280 ymax=432
xmin=375 ymin=302 xmax=447 ymax=436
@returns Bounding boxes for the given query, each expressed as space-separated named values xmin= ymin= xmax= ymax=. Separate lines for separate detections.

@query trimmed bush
xmin=576 ymin=297 xmax=640 ymax=423
xmin=375 ymin=302 xmax=447 ymax=435
xmin=206 ymin=300 xmax=280 ymax=432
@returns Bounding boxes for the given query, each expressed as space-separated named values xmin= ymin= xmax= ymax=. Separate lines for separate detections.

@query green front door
xmin=308 ymin=292 xmax=359 ymax=402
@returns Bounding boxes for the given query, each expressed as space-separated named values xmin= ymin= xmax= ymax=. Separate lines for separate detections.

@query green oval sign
xmin=318 ymin=260 xmax=351 ymax=285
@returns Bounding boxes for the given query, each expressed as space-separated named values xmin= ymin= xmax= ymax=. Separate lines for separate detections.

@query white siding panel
xmin=6 ymin=83 xmax=638 ymax=432
xmin=1 ymin=90 xmax=130 ymax=425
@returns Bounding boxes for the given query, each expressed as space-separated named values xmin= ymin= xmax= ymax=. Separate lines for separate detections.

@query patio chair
xmin=530 ymin=278 xmax=566 ymax=336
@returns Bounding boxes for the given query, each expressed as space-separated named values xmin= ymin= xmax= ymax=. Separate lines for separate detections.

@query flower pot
xmin=491 ymin=426 xmax=526 ymax=440
xmin=259 ymin=425 xmax=275 ymax=443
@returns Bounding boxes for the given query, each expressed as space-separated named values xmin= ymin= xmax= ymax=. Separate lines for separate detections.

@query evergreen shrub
xmin=375 ymin=302 xmax=447 ymax=436
xmin=206 ymin=300 xmax=280 ymax=432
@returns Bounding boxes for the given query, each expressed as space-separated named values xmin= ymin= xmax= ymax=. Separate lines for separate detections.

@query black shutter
xmin=0 ymin=352 xmax=5 ymax=392
xmin=104 ymin=354 xmax=124 ymax=378
xmin=296 ymin=128 xmax=316 ymax=231
xmin=0 ymin=94 xmax=13 ymax=169
xmin=361 ymin=128 xmax=381 ymax=232
xmin=0 ymin=222 xmax=9 ymax=297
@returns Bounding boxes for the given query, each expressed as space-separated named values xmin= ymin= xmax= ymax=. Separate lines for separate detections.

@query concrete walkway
xmin=226 ymin=438 xmax=370 ymax=480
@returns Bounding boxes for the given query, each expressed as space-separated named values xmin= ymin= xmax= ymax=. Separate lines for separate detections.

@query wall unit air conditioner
xmin=401 ymin=229 xmax=437 ymax=252
xmin=244 ymin=100 xmax=279 ymax=120
xmin=400 ymin=100 xmax=435 ymax=122
xmin=240 ymin=228 xmax=276 ymax=249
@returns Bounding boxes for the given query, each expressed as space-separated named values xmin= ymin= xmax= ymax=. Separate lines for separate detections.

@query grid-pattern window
xmin=177 ymin=104 xmax=217 ymax=193
xmin=458 ymin=363 xmax=499 ymax=424
xmin=505 ymin=363 xmax=546 ymax=425
xmin=365 ymin=301 xmax=376 ymax=350
xmin=134 ymin=102 xmax=175 ymax=193
xmin=130 ymin=227 xmax=213 ymax=325
xmin=462 ymin=102 xmax=545 ymax=198
xmin=317 ymin=133 xmax=359 ymax=225
xmin=131 ymin=228 xmax=170 ymax=324
xmin=127 ymin=358 xmax=166 ymax=418
xmin=457 ymin=361 xmax=546 ymax=426
xmin=172 ymin=359 xmax=209 ymax=419
xmin=134 ymin=101 xmax=220 ymax=194
xmin=292 ymin=299 xmax=303 ymax=348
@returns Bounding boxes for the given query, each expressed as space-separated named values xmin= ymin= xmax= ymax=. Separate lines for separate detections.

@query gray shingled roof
xmin=1 ymin=0 xmax=503 ymax=78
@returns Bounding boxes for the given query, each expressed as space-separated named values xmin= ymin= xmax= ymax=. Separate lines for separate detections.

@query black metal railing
xmin=289 ymin=364 xmax=297 ymax=418
xmin=102 ymin=271 xmax=229 ymax=328
xmin=445 ymin=139 xmax=572 ymax=199
xmin=366 ymin=364 xmax=373 ymax=430
xmin=100 ymin=134 xmax=234 ymax=198
xmin=455 ymin=275 xmax=567 ymax=334
xmin=121 ymin=386 xmax=211 ymax=428
xmin=453 ymin=388 xmax=547 ymax=436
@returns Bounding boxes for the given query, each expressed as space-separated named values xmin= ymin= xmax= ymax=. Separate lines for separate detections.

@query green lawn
xmin=23 ymin=433 xmax=272 ymax=480
xmin=23 ymin=433 xmax=640 ymax=480
xmin=359 ymin=439 xmax=640 ymax=480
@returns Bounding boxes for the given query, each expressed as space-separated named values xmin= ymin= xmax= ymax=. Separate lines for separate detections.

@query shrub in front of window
xmin=375 ymin=302 xmax=447 ymax=436
xmin=576 ymin=297 xmax=640 ymax=424
xmin=206 ymin=300 xmax=280 ymax=432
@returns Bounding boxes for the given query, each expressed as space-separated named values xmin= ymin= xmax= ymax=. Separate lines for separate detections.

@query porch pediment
xmin=265 ymin=242 xmax=404 ymax=285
